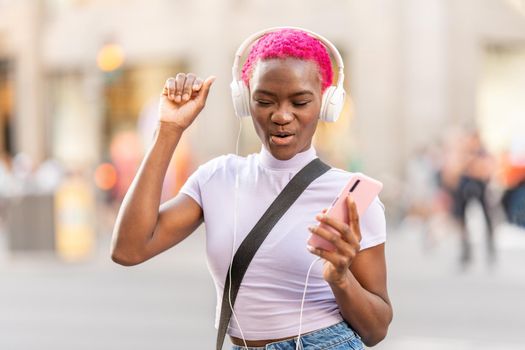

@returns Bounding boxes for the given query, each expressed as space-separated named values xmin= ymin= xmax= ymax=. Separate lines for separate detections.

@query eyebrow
xmin=253 ymin=89 xmax=314 ymax=98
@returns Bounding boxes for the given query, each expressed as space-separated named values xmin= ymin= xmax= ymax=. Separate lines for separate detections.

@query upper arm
xmin=141 ymin=192 xmax=203 ymax=261
xmin=351 ymin=195 xmax=389 ymax=303
xmin=350 ymin=243 xmax=390 ymax=305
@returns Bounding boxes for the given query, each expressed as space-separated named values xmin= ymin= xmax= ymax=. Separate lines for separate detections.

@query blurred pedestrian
xmin=500 ymin=137 xmax=525 ymax=228
xmin=440 ymin=128 xmax=496 ymax=266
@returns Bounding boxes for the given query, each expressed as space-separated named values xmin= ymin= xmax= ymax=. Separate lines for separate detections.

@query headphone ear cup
xmin=230 ymin=80 xmax=251 ymax=118
xmin=319 ymin=86 xmax=345 ymax=123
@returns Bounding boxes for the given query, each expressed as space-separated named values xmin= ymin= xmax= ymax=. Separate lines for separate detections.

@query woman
xmin=111 ymin=28 xmax=392 ymax=349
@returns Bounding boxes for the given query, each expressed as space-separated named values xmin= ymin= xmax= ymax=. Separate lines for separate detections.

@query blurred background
xmin=1 ymin=0 xmax=525 ymax=349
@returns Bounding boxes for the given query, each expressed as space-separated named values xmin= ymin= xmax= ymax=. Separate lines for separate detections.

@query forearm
xmin=111 ymin=121 xmax=183 ymax=264
xmin=330 ymin=270 xmax=392 ymax=346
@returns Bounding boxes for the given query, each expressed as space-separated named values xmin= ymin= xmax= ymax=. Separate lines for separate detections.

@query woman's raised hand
xmin=159 ymin=73 xmax=216 ymax=131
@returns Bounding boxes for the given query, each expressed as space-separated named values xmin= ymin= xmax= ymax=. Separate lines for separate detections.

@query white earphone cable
xmin=295 ymin=256 xmax=322 ymax=350
xmin=228 ymin=117 xmax=248 ymax=350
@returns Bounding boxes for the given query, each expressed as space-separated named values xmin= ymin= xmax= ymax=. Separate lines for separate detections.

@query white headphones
xmin=230 ymin=26 xmax=346 ymax=123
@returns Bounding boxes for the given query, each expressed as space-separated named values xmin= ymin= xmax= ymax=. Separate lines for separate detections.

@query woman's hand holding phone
xmin=307 ymin=173 xmax=383 ymax=285
xmin=307 ymin=196 xmax=362 ymax=286
xmin=159 ymin=73 xmax=216 ymax=131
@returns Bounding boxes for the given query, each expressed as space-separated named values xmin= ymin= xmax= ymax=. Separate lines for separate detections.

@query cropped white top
xmin=179 ymin=145 xmax=386 ymax=340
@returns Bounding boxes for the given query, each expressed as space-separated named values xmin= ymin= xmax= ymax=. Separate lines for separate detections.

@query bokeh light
xmin=94 ymin=162 xmax=117 ymax=190
xmin=97 ymin=43 xmax=125 ymax=72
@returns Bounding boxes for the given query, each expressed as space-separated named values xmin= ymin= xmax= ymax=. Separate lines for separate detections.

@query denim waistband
xmin=231 ymin=321 xmax=364 ymax=350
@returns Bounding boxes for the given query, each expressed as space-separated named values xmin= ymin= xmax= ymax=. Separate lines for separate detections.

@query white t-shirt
xmin=179 ymin=145 xmax=386 ymax=340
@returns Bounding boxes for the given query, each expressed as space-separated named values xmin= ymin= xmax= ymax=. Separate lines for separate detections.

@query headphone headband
xmin=230 ymin=26 xmax=346 ymax=122
xmin=232 ymin=26 xmax=344 ymax=88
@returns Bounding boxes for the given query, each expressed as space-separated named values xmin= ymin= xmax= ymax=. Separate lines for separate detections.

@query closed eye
xmin=255 ymin=100 xmax=272 ymax=106
xmin=293 ymin=101 xmax=311 ymax=107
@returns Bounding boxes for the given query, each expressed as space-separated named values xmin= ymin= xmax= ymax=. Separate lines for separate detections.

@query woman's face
xmin=249 ymin=58 xmax=323 ymax=160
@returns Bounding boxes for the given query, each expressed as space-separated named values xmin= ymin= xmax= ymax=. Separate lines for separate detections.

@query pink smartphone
xmin=307 ymin=173 xmax=383 ymax=252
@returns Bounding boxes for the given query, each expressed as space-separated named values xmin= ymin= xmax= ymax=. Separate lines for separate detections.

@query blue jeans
xmin=231 ymin=321 xmax=365 ymax=350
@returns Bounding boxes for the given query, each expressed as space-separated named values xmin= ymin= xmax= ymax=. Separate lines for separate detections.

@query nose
xmin=271 ymin=105 xmax=294 ymax=125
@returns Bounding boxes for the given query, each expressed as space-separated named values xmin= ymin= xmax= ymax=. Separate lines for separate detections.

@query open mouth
xmin=272 ymin=131 xmax=295 ymax=137
xmin=270 ymin=132 xmax=295 ymax=145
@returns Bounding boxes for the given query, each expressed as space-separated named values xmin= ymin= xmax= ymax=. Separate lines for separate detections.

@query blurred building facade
xmin=1 ymin=0 xmax=525 ymax=201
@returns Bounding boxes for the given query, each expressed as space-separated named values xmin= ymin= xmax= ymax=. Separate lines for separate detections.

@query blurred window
xmin=478 ymin=45 xmax=525 ymax=153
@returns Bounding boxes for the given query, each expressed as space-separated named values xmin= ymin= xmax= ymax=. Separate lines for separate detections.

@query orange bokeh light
xmin=94 ymin=163 xmax=118 ymax=190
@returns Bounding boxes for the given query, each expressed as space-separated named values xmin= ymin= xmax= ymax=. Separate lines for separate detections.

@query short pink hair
xmin=241 ymin=29 xmax=333 ymax=92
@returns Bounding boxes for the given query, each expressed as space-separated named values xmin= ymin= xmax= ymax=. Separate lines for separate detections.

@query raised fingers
xmin=193 ymin=77 xmax=203 ymax=92
xmin=174 ymin=73 xmax=186 ymax=103
xmin=315 ymin=212 xmax=359 ymax=246
xmin=162 ymin=77 xmax=176 ymax=100
xmin=307 ymin=245 xmax=353 ymax=272
xmin=162 ymin=74 xmax=210 ymax=103
xmin=182 ymin=73 xmax=196 ymax=102
xmin=193 ymin=76 xmax=215 ymax=106
xmin=308 ymin=225 xmax=357 ymax=257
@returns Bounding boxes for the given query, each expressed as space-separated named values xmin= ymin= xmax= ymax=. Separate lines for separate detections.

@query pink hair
xmin=241 ymin=29 xmax=333 ymax=92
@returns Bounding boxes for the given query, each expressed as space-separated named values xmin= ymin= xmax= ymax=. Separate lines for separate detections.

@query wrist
xmin=150 ymin=121 xmax=184 ymax=152
xmin=329 ymin=270 xmax=353 ymax=290
xmin=156 ymin=120 xmax=185 ymax=138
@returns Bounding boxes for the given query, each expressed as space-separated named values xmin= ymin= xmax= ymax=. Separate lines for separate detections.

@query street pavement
xmin=1 ymin=207 xmax=524 ymax=350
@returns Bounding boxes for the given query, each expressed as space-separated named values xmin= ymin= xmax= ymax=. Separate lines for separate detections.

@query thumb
xmin=347 ymin=196 xmax=361 ymax=241
xmin=196 ymin=75 xmax=216 ymax=104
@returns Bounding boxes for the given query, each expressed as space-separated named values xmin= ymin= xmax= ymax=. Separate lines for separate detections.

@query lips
xmin=270 ymin=131 xmax=295 ymax=146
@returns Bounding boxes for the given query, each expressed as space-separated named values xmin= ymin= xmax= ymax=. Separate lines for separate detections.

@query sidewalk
xmin=376 ymin=220 xmax=525 ymax=350
xmin=0 ymin=227 xmax=217 ymax=350
xmin=1 ymin=216 xmax=524 ymax=349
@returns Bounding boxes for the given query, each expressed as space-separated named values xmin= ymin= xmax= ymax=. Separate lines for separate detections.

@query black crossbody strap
xmin=216 ymin=158 xmax=331 ymax=350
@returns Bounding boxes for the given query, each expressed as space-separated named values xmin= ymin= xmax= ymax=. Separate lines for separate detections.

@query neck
xmin=258 ymin=145 xmax=317 ymax=170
